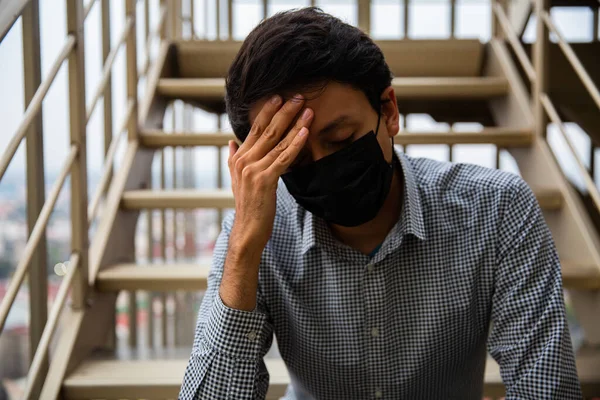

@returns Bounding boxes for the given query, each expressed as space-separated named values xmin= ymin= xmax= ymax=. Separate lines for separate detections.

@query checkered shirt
xmin=179 ymin=149 xmax=581 ymax=400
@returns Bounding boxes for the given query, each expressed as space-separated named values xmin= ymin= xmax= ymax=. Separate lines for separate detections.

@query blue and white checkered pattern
xmin=179 ymin=149 xmax=581 ymax=400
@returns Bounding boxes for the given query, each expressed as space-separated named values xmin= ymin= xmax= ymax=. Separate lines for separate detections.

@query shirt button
xmin=375 ymin=389 xmax=383 ymax=398
xmin=246 ymin=331 xmax=258 ymax=341
xmin=371 ymin=327 xmax=379 ymax=337
xmin=367 ymin=264 xmax=374 ymax=272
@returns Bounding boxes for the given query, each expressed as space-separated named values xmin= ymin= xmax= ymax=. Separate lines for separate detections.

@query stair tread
xmin=157 ymin=77 xmax=509 ymax=100
xmin=140 ymin=127 xmax=534 ymax=147
xmin=96 ymin=261 xmax=600 ymax=291
xmin=96 ymin=264 xmax=210 ymax=291
xmin=62 ymin=349 xmax=600 ymax=398
xmin=121 ymin=187 xmax=562 ymax=211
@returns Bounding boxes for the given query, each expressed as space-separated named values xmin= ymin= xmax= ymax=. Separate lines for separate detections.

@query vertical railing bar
xmin=216 ymin=0 xmax=221 ymax=39
xmin=450 ymin=0 xmax=456 ymax=38
xmin=590 ymin=144 xmax=596 ymax=181
xmin=22 ymin=3 xmax=48 ymax=397
xmin=448 ymin=124 xmax=454 ymax=162
xmin=358 ymin=0 xmax=370 ymax=33
xmin=533 ymin=0 xmax=550 ymax=138
xmin=262 ymin=0 xmax=267 ymax=20
xmin=496 ymin=147 xmax=502 ymax=169
xmin=491 ymin=0 xmax=498 ymax=38
xmin=161 ymin=144 xmax=168 ymax=348
xmin=228 ymin=0 xmax=233 ymax=39
xmin=593 ymin=6 xmax=599 ymax=42
xmin=404 ymin=0 xmax=409 ymax=38
xmin=147 ymin=202 xmax=155 ymax=348
xmin=173 ymin=103 xmax=180 ymax=347
xmin=205 ymin=0 xmax=210 ymax=38
xmin=66 ymin=0 xmax=89 ymax=310
xmin=128 ymin=291 xmax=138 ymax=347
xmin=191 ymin=0 xmax=196 ymax=38
xmin=125 ymin=0 xmax=139 ymax=141
xmin=217 ymin=114 xmax=223 ymax=225
xmin=101 ymin=0 xmax=113 ymax=199
xmin=144 ymin=0 xmax=150 ymax=74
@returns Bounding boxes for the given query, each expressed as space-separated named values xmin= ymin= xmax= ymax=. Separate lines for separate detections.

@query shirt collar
xmin=300 ymin=147 xmax=427 ymax=256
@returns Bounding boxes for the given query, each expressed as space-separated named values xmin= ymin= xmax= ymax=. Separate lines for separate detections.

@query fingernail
xmin=292 ymin=93 xmax=303 ymax=102
xmin=271 ymin=95 xmax=281 ymax=104
xmin=301 ymin=108 xmax=312 ymax=120
xmin=298 ymin=127 xmax=308 ymax=137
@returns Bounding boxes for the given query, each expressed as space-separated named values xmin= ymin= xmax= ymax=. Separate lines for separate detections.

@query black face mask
xmin=281 ymin=117 xmax=394 ymax=227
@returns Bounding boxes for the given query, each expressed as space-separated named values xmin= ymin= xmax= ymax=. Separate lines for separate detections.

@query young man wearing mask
xmin=179 ymin=7 xmax=581 ymax=400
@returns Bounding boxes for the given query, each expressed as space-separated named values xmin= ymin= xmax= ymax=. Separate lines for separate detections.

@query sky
xmin=0 ymin=0 xmax=598 ymax=193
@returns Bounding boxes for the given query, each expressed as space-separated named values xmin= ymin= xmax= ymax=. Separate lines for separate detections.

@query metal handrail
xmin=21 ymin=252 xmax=81 ymax=399
xmin=540 ymin=10 xmax=600 ymax=112
xmin=83 ymin=0 xmax=98 ymax=20
xmin=492 ymin=2 xmax=536 ymax=83
xmin=86 ymin=16 xmax=134 ymax=123
xmin=0 ymin=145 xmax=78 ymax=333
xmin=88 ymin=99 xmax=134 ymax=222
xmin=541 ymin=94 xmax=600 ymax=211
xmin=0 ymin=35 xmax=76 ymax=181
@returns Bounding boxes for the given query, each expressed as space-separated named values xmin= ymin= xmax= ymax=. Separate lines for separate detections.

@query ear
xmin=380 ymin=86 xmax=399 ymax=138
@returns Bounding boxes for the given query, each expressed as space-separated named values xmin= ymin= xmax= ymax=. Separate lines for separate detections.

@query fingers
xmin=245 ymin=94 xmax=308 ymax=161
xmin=236 ymin=95 xmax=283 ymax=157
xmin=253 ymin=108 xmax=312 ymax=172
xmin=266 ymin=127 xmax=309 ymax=176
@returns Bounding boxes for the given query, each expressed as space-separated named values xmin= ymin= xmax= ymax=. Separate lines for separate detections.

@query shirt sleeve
xmin=179 ymin=213 xmax=274 ymax=400
xmin=487 ymin=177 xmax=582 ymax=399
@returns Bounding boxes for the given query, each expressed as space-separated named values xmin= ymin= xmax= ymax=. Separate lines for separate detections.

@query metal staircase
xmin=1 ymin=0 xmax=600 ymax=399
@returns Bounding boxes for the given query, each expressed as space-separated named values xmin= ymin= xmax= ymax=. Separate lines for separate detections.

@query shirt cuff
xmin=204 ymin=292 xmax=268 ymax=360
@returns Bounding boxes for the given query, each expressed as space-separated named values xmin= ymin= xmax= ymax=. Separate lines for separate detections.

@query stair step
xmin=95 ymin=259 xmax=600 ymax=292
xmin=96 ymin=264 xmax=210 ymax=292
xmin=121 ymin=188 xmax=562 ymax=211
xmin=62 ymin=350 xmax=600 ymax=399
xmin=157 ymin=77 xmax=509 ymax=101
xmin=140 ymin=128 xmax=533 ymax=148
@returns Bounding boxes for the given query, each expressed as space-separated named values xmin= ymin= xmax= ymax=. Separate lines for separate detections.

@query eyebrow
xmin=315 ymin=115 xmax=355 ymax=136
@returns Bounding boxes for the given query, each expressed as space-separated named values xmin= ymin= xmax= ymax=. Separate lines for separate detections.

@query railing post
xmin=358 ymin=0 xmax=370 ymax=33
xmin=533 ymin=0 xmax=550 ymax=138
xmin=101 ymin=0 xmax=113 ymax=198
xmin=22 ymin=1 xmax=48 ymax=396
xmin=404 ymin=0 xmax=410 ymax=38
xmin=66 ymin=0 xmax=89 ymax=310
xmin=125 ymin=0 xmax=138 ymax=141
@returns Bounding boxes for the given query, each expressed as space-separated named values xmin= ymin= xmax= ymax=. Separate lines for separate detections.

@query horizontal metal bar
xmin=86 ymin=17 xmax=134 ymax=124
xmin=21 ymin=252 xmax=80 ymax=400
xmin=541 ymin=11 xmax=600 ymax=112
xmin=493 ymin=2 xmax=536 ymax=83
xmin=140 ymin=127 xmax=534 ymax=147
xmin=0 ymin=35 xmax=75 ymax=181
xmin=88 ymin=99 xmax=134 ymax=222
xmin=0 ymin=0 xmax=30 ymax=43
xmin=541 ymin=94 xmax=600 ymax=212
xmin=0 ymin=144 xmax=78 ymax=334
xmin=84 ymin=0 xmax=97 ymax=21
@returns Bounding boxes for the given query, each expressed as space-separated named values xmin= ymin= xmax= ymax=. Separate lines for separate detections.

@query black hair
xmin=225 ymin=7 xmax=394 ymax=142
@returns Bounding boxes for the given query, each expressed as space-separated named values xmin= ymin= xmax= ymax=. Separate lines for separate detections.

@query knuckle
xmin=273 ymin=140 xmax=287 ymax=153
xmin=241 ymin=165 xmax=254 ymax=180
xmin=262 ymin=127 xmax=276 ymax=140
xmin=234 ymin=157 xmax=246 ymax=172
xmin=278 ymin=151 xmax=291 ymax=165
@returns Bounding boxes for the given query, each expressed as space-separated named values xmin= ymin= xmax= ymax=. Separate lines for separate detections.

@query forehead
xmin=248 ymin=82 xmax=370 ymax=127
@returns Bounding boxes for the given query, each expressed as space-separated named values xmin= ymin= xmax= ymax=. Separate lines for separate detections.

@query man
xmin=179 ymin=7 xmax=581 ymax=400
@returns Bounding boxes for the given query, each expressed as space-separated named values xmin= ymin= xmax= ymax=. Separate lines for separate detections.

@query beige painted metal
xmin=174 ymin=39 xmax=484 ymax=78
xmin=0 ymin=0 xmax=30 ymax=42
xmin=86 ymin=17 xmax=134 ymax=123
xmin=83 ymin=0 xmax=97 ymax=20
xmin=541 ymin=11 xmax=600 ymax=112
xmin=147 ymin=208 xmax=155 ymax=348
xmin=140 ymin=128 xmax=533 ymax=147
xmin=493 ymin=2 xmax=535 ymax=82
xmin=0 ymin=145 xmax=77 ymax=333
xmin=508 ymin=0 xmax=531 ymax=38
xmin=88 ymin=100 xmax=134 ymax=222
xmin=126 ymin=0 xmax=139 ymax=141
xmin=66 ymin=0 xmax=89 ymax=310
xmin=190 ymin=0 xmax=196 ymax=38
xmin=533 ymin=0 xmax=549 ymax=137
xmin=541 ymin=94 xmax=600 ymax=212
xmin=97 ymin=264 xmax=210 ymax=291
xmin=0 ymin=36 xmax=75 ymax=181
xmin=89 ymin=141 xmax=140 ymax=284
xmin=22 ymin=253 xmax=80 ymax=400
xmin=61 ymin=352 xmax=600 ymax=399
xmin=128 ymin=291 xmax=138 ymax=347
xmin=157 ymin=77 xmax=508 ymax=100
xmin=404 ymin=0 xmax=409 ymax=37
xmin=120 ymin=187 xmax=560 ymax=211
xmin=102 ymin=0 xmax=114 ymax=204
xmin=22 ymin=2 xmax=47 ymax=397
xmin=39 ymin=308 xmax=86 ymax=399
xmin=358 ymin=0 xmax=370 ymax=33
xmin=160 ymin=148 xmax=168 ymax=348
